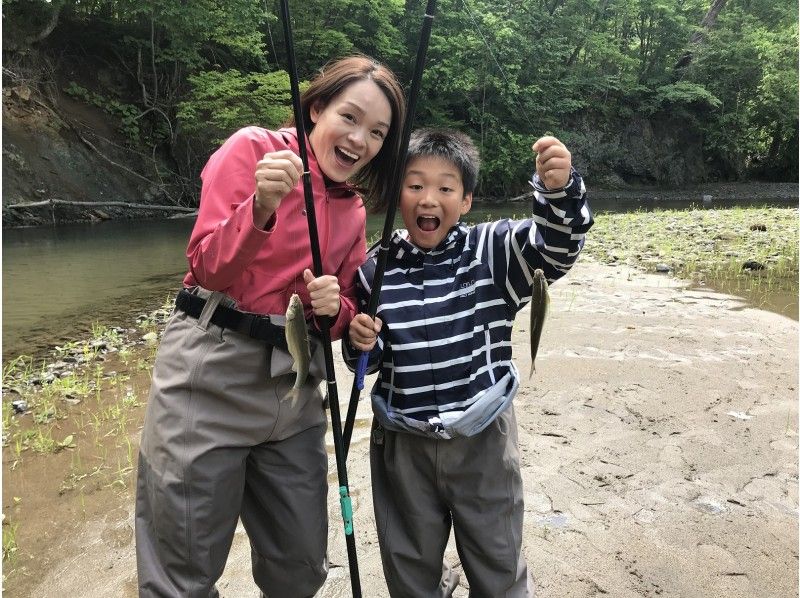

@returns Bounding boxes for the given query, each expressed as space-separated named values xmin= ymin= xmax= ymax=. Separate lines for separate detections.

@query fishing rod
xmin=277 ymin=1 xmax=361 ymax=595
xmin=342 ymin=0 xmax=438 ymax=457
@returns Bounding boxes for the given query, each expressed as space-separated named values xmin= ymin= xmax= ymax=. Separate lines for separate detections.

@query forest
xmin=4 ymin=0 xmax=798 ymax=201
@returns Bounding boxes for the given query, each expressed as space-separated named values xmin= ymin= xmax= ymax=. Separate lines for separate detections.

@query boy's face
xmin=400 ymin=156 xmax=472 ymax=250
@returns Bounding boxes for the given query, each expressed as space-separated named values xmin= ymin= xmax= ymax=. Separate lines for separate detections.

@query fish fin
xmin=284 ymin=384 xmax=300 ymax=408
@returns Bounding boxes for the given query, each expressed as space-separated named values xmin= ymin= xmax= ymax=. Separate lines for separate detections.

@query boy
xmin=345 ymin=129 xmax=592 ymax=596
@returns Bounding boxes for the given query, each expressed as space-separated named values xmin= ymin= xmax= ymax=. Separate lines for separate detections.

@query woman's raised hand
xmin=254 ymin=150 xmax=304 ymax=216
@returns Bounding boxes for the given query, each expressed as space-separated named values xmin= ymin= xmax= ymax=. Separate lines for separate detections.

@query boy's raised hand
xmin=532 ymin=136 xmax=572 ymax=190
xmin=349 ymin=313 xmax=383 ymax=351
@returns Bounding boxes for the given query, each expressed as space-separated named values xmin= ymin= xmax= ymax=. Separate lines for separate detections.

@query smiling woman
xmin=309 ymin=79 xmax=392 ymax=183
xmin=290 ymin=55 xmax=406 ymax=208
xmin=133 ymin=55 xmax=406 ymax=597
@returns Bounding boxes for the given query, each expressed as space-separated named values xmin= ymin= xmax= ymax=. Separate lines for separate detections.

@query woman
xmin=135 ymin=55 xmax=405 ymax=598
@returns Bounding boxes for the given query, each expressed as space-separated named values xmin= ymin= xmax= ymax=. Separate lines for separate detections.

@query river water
xmin=3 ymin=198 xmax=796 ymax=361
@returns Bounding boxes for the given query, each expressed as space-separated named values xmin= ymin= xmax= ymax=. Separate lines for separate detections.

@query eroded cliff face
xmin=565 ymin=113 xmax=708 ymax=189
xmin=2 ymin=81 xmax=167 ymax=227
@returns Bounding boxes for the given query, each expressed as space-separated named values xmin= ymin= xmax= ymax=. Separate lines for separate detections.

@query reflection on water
xmin=3 ymin=219 xmax=194 ymax=360
xmin=3 ymin=198 xmax=797 ymax=361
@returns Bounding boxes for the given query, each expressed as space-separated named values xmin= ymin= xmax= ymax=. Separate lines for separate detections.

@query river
xmin=3 ymin=197 xmax=796 ymax=361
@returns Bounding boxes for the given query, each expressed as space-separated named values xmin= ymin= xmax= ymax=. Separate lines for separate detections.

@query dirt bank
xmin=5 ymin=258 xmax=798 ymax=597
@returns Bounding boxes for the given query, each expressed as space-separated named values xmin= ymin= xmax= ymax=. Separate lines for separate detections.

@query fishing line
xmin=461 ymin=0 xmax=554 ymax=304
xmin=461 ymin=0 xmax=538 ymax=133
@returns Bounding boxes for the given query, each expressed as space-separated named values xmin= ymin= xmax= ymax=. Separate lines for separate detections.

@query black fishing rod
xmin=342 ymin=0 xmax=438 ymax=457
xmin=278 ymin=1 xmax=361 ymax=595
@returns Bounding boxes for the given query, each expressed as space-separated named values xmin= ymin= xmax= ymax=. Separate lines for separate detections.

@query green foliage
xmin=637 ymin=81 xmax=722 ymax=128
xmin=684 ymin=0 xmax=798 ymax=179
xmin=4 ymin=0 xmax=796 ymax=190
xmin=64 ymin=82 xmax=142 ymax=142
xmin=177 ymin=70 xmax=293 ymax=146
xmin=114 ymin=0 xmax=267 ymax=69
xmin=649 ymin=82 xmax=721 ymax=111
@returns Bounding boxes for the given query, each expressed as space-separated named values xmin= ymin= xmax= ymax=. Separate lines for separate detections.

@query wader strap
xmin=197 ymin=291 xmax=225 ymax=330
xmin=175 ymin=289 xmax=290 ymax=351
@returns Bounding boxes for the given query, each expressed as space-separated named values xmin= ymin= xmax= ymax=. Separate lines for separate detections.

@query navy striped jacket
xmin=343 ymin=171 xmax=593 ymax=439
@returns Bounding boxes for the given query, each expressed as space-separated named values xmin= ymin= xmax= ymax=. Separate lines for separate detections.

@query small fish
xmin=285 ymin=293 xmax=311 ymax=405
xmin=529 ymin=269 xmax=550 ymax=377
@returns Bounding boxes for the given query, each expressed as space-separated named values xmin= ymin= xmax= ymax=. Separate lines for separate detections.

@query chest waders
xmin=342 ymin=0 xmax=439 ymax=458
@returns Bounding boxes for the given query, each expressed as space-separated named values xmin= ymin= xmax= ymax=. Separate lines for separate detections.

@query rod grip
xmin=355 ymin=352 xmax=369 ymax=390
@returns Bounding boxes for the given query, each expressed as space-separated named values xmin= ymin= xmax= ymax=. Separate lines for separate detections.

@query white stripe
xmin=531 ymin=213 xmax=573 ymax=234
xmin=378 ymin=278 xmax=494 ymax=312
xmin=381 ymin=261 xmax=480 ymax=291
xmin=391 ymin=321 xmax=511 ymax=350
xmin=381 ymin=360 xmax=514 ymax=400
xmin=385 ymin=299 xmax=507 ymax=330
xmin=503 ymin=224 xmax=521 ymax=305
xmin=393 ymin=340 xmax=512 ymax=372
xmin=511 ymin=225 xmax=534 ymax=285
xmin=358 ymin=268 xmax=372 ymax=294
xmin=394 ymin=353 xmax=472 ymax=373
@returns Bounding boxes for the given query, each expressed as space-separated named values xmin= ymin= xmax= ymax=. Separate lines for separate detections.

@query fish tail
xmin=288 ymin=384 xmax=300 ymax=408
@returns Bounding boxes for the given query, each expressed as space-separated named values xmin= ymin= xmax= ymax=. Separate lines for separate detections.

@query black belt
xmin=175 ymin=289 xmax=288 ymax=351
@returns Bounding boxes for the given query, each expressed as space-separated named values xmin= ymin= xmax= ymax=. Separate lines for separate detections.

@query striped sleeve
xmin=478 ymin=168 xmax=593 ymax=309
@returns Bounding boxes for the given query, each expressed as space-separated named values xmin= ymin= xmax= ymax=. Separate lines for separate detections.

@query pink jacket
xmin=183 ymin=126 xmax=367 ymax=340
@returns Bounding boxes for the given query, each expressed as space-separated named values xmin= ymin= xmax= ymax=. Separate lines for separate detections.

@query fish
xmin=285 ymin=293 xmax=311 ymax=406
xmin=529 ymin=269 xmax=550 ymax=377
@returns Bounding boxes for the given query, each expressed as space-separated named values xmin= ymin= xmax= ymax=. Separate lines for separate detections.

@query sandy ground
xmin=26 ymin=259 xmax=798 ymax=597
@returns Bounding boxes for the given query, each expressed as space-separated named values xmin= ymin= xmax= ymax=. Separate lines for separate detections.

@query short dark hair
xmin=406 ymin=128 xmax=481 ymax=195
xmin=288 ymin=55 xmax=406 ymax=207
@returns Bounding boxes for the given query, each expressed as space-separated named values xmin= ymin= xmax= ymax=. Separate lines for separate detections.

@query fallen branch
xmin=6 ymin=198 xmax=196 ymax=213
xmin=507 ymin=190 xmax=536 ymax=202
xmin=74 ymin=130 xmax=160 ymax=187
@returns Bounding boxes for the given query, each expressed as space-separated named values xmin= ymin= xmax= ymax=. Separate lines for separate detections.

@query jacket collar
xmin=390 ymin=222 xmax=469 ymax=264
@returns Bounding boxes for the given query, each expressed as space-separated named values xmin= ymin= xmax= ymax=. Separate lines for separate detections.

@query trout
xmin=285 ymin=293 xmax=311 ymax=405
xmin=529 ymin=269 xmax=550 ymax=377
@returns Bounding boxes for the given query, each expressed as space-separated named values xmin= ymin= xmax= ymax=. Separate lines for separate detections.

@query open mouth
xmin=334 ymin=147 xmax=359 ymax=166
xmin=417 ymin=215 xmax=440 ymax=232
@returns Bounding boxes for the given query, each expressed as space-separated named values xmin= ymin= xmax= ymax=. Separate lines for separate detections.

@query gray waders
xmin=370 ymin=406 xmax=534 ymax=597
xmin=136 ymin=290 xmax=329 ymax=597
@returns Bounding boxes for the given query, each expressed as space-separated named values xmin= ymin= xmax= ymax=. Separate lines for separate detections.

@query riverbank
xmin=2 ymin=256 xmax=797 ymax=597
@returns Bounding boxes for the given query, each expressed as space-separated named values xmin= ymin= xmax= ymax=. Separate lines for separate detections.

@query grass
xmin=1 ymin=301 xmax=163 ymax=465
xmin=2 ymin=521 xmax=19 ymax=562
xmin=582 ymin=206 xmax=798 ymax=295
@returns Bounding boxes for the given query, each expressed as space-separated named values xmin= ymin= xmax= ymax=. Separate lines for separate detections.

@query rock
xmin=655 ymin=264 xmax=671 ymax=272
xmin=693 ymin=496 xmax=727 ymax=515
xmin=11 ymin=400 xmax=28 ymax=414
xmin=142 ymin=331 xmax=158 ymax=343
xmin=12 ymin=85 xmax=32 ymax=102
xmin=742 ymin=261 xmax=765 ymax=271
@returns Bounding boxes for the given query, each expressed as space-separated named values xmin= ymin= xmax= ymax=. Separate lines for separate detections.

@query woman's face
xmin=309 ymin=79 xmax=392 ymax=182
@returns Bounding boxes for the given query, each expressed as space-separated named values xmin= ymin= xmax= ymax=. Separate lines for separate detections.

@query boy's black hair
xmin=406 ymin=128 xmax=481 ymax=195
